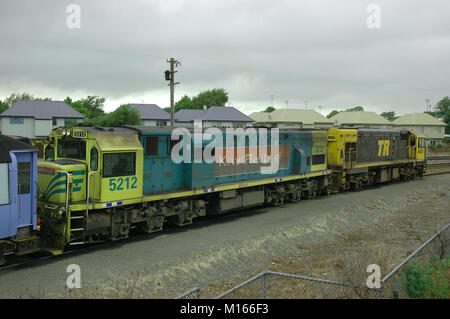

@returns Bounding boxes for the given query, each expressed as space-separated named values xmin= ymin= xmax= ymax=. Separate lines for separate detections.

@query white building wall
xmin=35 ymin=119 xmax=52 ymax=137
xmin=1 ymin=117 xmax=35 ymax=138
xmin=142 ymin=120 xmax=157 ymax=126
xmin=395 ymin=124 xmax=445 ymax=140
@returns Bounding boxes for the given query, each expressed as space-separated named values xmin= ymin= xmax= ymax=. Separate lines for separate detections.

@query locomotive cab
xmin=407 ymin=130 xmax=426 ymax=162
xmin=36 ymin=126 xmax=143 ymax=250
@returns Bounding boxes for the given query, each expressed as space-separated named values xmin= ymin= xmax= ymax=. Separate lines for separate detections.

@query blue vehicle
xmin=0 ymin=134 xmax=39 ymax=264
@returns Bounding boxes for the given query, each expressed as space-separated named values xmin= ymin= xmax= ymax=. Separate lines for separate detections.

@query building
xmin=0 ymin=100 xmax=84 ymax=139
xmin=174 ymin=106 xmax=254 ymax=128
xmin=329 ymin=111 xmax=392 ymax=129
xmin=249 ymin=109 xmax=333 ymax=129
xmin=393 ymin=113 xmax=446 ymax=145
xmin=129 ymin=103 xmax=170 ymax=127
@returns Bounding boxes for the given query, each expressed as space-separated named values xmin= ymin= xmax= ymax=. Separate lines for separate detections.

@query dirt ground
xmin=202 ymin=187 xmax=450 ymax=298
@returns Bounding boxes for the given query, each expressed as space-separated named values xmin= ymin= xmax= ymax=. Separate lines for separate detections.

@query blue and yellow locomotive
xmin=34 ymin=126 xmax=330 ymax=252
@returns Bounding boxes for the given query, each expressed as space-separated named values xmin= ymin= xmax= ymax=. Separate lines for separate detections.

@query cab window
xmin=44 ymin=146 xmax=55 ymax=160
xmin=103 ymin=153 xmax=136 ymax=178
xmin=90 ymin=147 xmax=98 ymax=171
xmin=410 ymin=137 xmax=416 ymax=147
xmin=418 ymin=138 xmax=425 ymax=148
xmin=57 ymin=139 xmax=86 ymax=160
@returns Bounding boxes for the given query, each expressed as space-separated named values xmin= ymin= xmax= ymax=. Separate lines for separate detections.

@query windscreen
xmin=57 ymin=139 xmax=86 ymax=160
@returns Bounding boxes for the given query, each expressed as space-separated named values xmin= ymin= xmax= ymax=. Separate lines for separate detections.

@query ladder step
xmin=69 ymin=241 xmax=85 ymax=246
xmin=70 ymin=216 xmax=85 ymax=220
xmin=71 ymin=228 xmax=85 ymax=232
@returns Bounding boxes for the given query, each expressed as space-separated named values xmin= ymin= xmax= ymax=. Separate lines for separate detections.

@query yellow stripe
xmin=350 ymin=159 xmax=419 ymax=168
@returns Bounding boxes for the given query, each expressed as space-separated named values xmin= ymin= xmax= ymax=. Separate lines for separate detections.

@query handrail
xmin=86 ymin=171 xmax=96 ymax=220
xmin=57 ymin=170 xmax=70 ymax=214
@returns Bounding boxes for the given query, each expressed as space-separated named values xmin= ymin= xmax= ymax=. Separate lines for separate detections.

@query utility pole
xmin=425 ymin=99 xmax=430 ymax=112
xmin=165 ymin=58 xmax=181 ymax=126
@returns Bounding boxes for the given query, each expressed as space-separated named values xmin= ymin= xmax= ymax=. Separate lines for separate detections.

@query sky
xmin=0 ymin=0 xmax=449 ymax=116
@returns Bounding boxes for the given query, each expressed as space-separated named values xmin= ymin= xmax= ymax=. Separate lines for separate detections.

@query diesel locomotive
xmin=0 ymin=125 xmax=426 ymax=262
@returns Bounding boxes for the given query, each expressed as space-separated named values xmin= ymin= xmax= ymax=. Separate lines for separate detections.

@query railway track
xmin=424 ymin=154 xmax=450 ymax=175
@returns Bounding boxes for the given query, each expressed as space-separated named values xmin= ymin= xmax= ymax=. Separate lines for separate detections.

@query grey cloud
xmin=0 ymin=0 xmax=449 ymax=114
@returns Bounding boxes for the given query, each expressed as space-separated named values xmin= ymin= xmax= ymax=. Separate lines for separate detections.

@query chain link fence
xmin=176 ymin=222 xmax=449 ymax=299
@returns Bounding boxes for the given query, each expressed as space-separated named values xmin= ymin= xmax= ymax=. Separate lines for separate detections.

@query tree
xmin=264 ymin=106 xmax=276 ymax=113
xmin=380 ymin=111 xmax=399 ymax=122
xmin=0 ymin=100 xmax=7 ymax=114
xmin=191 ymin=88 xmax=228 ymax=109
xmin=173 ymin=89 xmax=229 ymax=113
xmin=83 ymin=104 xmax=140 ymax=127
xmin=434 ymin=96 xmax=450 ymax=134
xmin=174 ymin=95 xmax=194 ymax=112
xmin=64 ymin=96 xmax=105 ymax=120
xmin=327 ymin=110 xmax=341 ymax=118
xmin=345 ymin=106 xmax=364 ymax=112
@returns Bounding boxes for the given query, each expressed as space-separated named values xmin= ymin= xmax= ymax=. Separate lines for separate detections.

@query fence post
xmin=262 ymin=272 xmax=267 ymax=299
xmin=431 ymin=237 xmax=436 ymax=256
xmin=392 ymin=288 xmax=399 ymax=299
xmin=378 ymin=282 xmax=385 ymax=299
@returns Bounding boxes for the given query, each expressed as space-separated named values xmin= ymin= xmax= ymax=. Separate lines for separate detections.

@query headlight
xmin=62 ymin=129 xmax=67 ymax=136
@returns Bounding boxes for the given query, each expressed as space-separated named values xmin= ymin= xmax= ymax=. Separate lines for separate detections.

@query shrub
xmin=403 ymin=257 xmax=450 ymax=299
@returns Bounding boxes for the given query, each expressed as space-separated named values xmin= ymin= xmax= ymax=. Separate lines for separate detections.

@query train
xmin=0 ymin=125 xmax=426 ymax=263
xmin=0 ymin=134 xmax=40 ymax=264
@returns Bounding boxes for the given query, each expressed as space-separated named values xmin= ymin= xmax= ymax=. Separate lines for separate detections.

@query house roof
xmin=251 ymin=109 xmax=332 ymax=125
xmin=249 ymin=112 xmax=271 ymax=122
xmin=330 ymin=111 xmax=391 ymax=125
xmin=174 ymin=109 xmax=206 ymax=122
xmin=0 ymin=134 xmax=36 ymax=163
xmin=175 ymin=106 xmax=254 ymax=123
xmin=393 ymin=113 xmax=446 ymax=126
xmin=0 ymin=100 xmax=84 ymax=120
xmin=129 ymin=103 xmax=170 ymax=120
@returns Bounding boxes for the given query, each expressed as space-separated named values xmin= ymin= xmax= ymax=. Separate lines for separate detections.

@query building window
xmin=0 ymin=163 xmax=9 ymax=205
xmin=52 ymin=118 xmax=57 ymax=126
xmin=9 ymin=117 xmax=24 ymax=125
xmin=103 ymin=152 xmax=136 ymax=178
xmin=156 ymin=120 xmax=166 ymax=127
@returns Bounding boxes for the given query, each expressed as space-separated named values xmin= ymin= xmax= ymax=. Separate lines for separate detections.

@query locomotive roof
xmin=120 ymin=125 xmax=322 ymax=134
xmin=0 ymin=134 xmax=36 ymax=163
